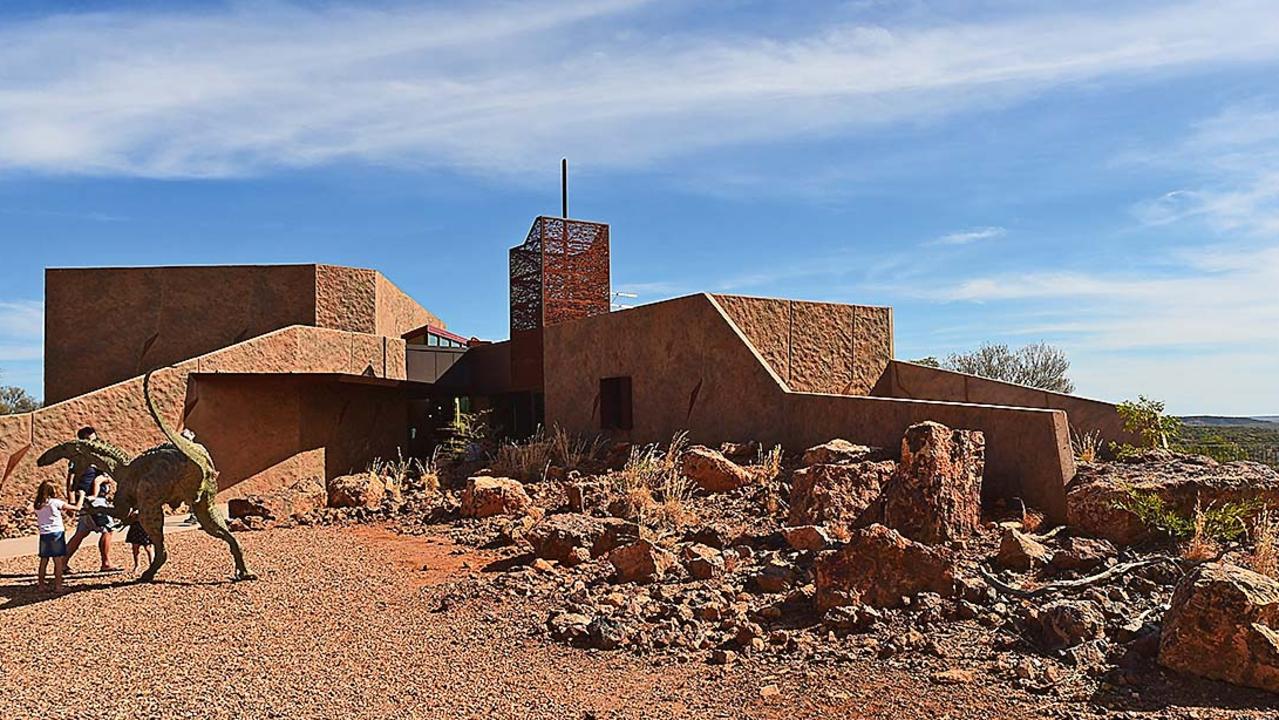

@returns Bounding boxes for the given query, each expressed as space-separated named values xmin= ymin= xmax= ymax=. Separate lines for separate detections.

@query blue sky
xmin=1 ymin=0 xmax=1277 ymax=415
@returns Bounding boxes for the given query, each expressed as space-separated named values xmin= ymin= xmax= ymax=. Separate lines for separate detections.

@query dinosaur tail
xmin=143 ymin=370 xmax=216 ymax=504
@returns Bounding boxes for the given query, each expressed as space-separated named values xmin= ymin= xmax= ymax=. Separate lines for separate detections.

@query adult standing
xmin=63 ymin=426 xmax=122 ymax=573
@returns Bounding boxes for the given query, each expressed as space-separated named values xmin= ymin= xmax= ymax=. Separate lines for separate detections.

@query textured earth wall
xmin=713 ymin=294 xmax=893 ymax=396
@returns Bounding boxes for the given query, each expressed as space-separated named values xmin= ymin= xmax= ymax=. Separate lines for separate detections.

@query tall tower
xmin=509 ymin=215 xmax=611 ymax=390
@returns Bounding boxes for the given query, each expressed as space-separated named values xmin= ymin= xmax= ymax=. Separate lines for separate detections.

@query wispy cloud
xmin=928 ymin=226 xmax=1006 ymax=246
xmin=4 ymin=1 xmax=1279 ymax=178
xmin=0 ymin=301 xmax=42 ymax=392
xmin=0 ymin=301 xmax=43 ymax=339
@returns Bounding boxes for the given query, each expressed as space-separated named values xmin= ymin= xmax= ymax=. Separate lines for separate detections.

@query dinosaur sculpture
xmin=36 ymin=370 xmax=255 ymax=582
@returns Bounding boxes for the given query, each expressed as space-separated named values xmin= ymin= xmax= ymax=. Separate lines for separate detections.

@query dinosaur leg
xmin=192 ymin=497 xmax=255 ymax=581
xmin=137 ymin=506 xmax=167 ymax=583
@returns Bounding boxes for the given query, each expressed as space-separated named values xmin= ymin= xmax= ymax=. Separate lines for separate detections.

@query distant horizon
xmin=1 ymin=0 xmax=1276 ymax=415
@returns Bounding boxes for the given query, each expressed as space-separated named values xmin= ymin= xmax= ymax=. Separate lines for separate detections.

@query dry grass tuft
xmin=609 ymin=431 xmax=696 ymax=533
xmin=755 ymin=444 xmax=784 ymax=481
xmin=1247 ymin=509 xmax=1279 ymax=578
xmin=1071 ymin=427 xmax=1103 ymax=463
xmin=1182 ymin=499 xmax=1220 ymax=562
xmin=367 ymin=449 xmax=439 ymax=495
xmin=492 ymin=427 xmax=554 ymax=481
xmin=549 ymin=425 xmax=605 ymax=471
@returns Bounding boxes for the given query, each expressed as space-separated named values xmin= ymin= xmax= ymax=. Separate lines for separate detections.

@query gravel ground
xmin=0 ymin=525 xmax=1272 ymax=720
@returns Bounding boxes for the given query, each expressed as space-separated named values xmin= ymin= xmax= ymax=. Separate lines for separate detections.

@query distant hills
xmin=1182 ymin=415 xmax=1279 ymax=427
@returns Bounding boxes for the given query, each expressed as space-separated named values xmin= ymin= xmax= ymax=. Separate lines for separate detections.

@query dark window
xmin=599 ymin=376 xmax=633 ymax=431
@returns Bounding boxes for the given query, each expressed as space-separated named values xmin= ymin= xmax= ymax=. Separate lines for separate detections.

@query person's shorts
xmin=38 ymin=531 xmax=67 ymax=558
xmin=76 ymin=512 xmax=102 ymax=534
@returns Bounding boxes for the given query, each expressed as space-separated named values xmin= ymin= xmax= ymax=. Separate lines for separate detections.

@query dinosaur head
xmin=37 ymin=438 xmax=131 ymax=474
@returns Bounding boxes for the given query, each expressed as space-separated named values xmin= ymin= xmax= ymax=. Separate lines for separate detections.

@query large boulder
xmin=1068 ymin=451 xmax=1279 ymax=545
xmin=609 ymin=539 xmax=677 ymax=584
xmin=228 ymin=476 xmax=326 ymax=521
xmin=788 ymin=461 xmax=896 ymax=532
xmin=801 ymin=439 xmax=893 ymax=467
xmin=681 ymin=446 xmax=755 ymax=493
xmin=1159 ymin=562 xmax=1279 ymax=693
xmin=814 ymin=524 xmax=956 ymax=610
xmin=881 ymin=422 xmax=984 ymax=544
xmin=327 ymin=472 xmax=386 ymax=509
xmin=460 ymin=476 xmax=531 ymax=518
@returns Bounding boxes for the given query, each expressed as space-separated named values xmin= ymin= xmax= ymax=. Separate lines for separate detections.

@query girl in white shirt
xmin=34 ymin=480 xmax=81 ymax=593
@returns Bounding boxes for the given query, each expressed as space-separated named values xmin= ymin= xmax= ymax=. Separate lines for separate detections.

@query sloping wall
xmin=875 ymin=361 xmax=1136 ymax=447
xmin=0 ymin=325 xmax=408 ymax=508
xmin=544 ymin=294 xmax=1077 ymax=520
xmin=713 ymin=294 xmax=893 ymax=395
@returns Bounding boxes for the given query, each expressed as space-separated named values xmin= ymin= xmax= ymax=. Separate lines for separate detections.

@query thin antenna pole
xmin=561 ymin=158 xmax=568 ymax=218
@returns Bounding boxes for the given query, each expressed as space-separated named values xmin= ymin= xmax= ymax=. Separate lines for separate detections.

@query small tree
xmin=0 ymin=385 xmax=40 ymax=415
xmin=1116 ymin=395 xmax=1182 ymax=450
xmin=943 ymin=341 xmax=1075 ymax=393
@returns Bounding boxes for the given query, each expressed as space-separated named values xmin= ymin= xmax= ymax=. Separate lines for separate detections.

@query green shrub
xmin=1115 ymin=485 xmax=1260 ymax=542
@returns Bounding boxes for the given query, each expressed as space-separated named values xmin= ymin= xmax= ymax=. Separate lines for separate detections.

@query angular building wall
xmin=713 ymin=294 xmax=893 ymax=396
xmin=544 ymin=293 xmax=1105 ymax=521
xmin=1 ymin=324 xmax=411 ymax=509
xmin=44 ymin=264 xmax=438 ymax=404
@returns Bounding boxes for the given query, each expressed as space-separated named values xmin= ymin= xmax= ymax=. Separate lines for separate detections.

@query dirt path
xmin=0 ymin=524 xmax=1260 ymax=719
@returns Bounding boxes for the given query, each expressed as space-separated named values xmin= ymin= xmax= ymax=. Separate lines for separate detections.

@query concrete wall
xmin=874 ymin=361 xmax=1136 ymax=448
xmin=713 ymin=294 xmax=893 ymax=395
xmin=544 ymin=294 xmax=1077 ymax=520
xmin=185 ymin=374 xmax=407 ymax=499
xmin=45 ymin=264 xmax=438 ymax=404
xmin=1 ymin=325 xmax=409 ymax=509
xmin=45 ymin=265 xmax=316 ymax=403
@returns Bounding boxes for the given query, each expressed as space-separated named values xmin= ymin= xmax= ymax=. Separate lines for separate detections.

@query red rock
xmin=565 ymin=480 xmax=608 ymax=513
xmin=526 ymin=513 xmax=609 ymax=566
xmin=881 ymin=422 xmax=984 ymax=544
xmin=609 ymin=539 xmax=677 ymax=584
xmin=997 ymin=528 xmax=1053 ymax=570
xmin=781 ymin=525 xmax=832 ymax=551
xmin=1039 ymin=599 xmax=1105 ymax=648
xmin=460 ymin=476 xmax=531 ymax=518
xmin=681 ymin=543 xmax=724 ymax=580
xmin=1159 ymin=562 xmax=1279 ymax=693
xmin=228 ymin=475 xmax=326 ymax=520
xmin=327 ymin=472 xmax=386 ymax=509
xmin=787 ymin=461 xmax=896 ymax=532
xmin=814 ymin=524 xmax=956 ymax=610
xmin=1049 ymin=536 xmax=1116 ymax=572
xmin=681 ymin=445 xmax=755 ymax=493
xmin=1068 ymin=451 xmax=1279 ymax=545
xmin=801 ymin=439 xmax=891 ymax=467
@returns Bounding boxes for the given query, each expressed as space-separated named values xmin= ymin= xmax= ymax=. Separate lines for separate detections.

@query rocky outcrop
xmin=460 ymin=476 xmax=531 ymax=518
xmin=1159 ymin=562 xmax=1279 ymax=693
xmin=787 ymin=461 xmax=896 ymax=532
xmin=609 ymin=539 xmax=678 ymax=584
xmin=681 ymin=446 xmax=755 ymax=493
xmin=801 ymin=439 xmax=892 ymax=467
xmin=881 ymin=422 xmax=985 ymax=544
xmin=229 ymin=476 xmax=326 ymax=521
xmin=1068 ymin=451 xmax=1279 ymax=545
xmin=814 ymin=524 xmax=956 ymax=610
xmin=327 ymin=472 xmax=386 ymax=509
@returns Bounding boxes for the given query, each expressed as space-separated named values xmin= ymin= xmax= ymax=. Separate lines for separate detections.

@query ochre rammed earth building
xmin=0 ymin=214 xmax=1133 ymax=522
